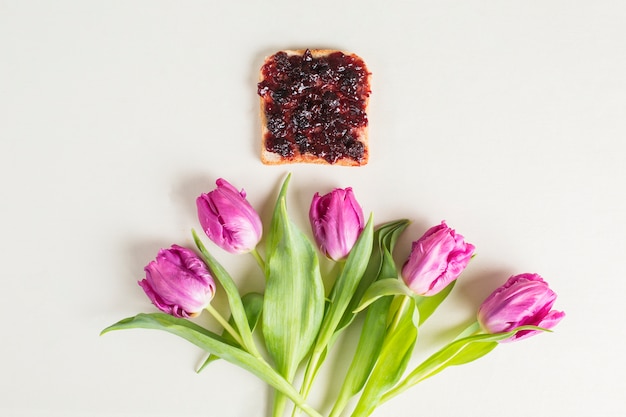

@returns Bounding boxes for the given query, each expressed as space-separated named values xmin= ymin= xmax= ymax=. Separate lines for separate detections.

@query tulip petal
xmin=309 ymin=187 xmax=365 ymax=261
xmin=196 ymin=179 xmax=262 ymax=254
xmin=401 ymin=221 xmax=475 ymax=296
xmin=478 ymin=273 xmax=564 ymax=341
xmin=138 ymin=245 xmax=215 ymax=318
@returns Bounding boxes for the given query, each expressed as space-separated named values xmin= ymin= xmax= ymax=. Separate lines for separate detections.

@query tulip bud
xmin=309 ymin=187 xmax=365 ymax=261
xmin=196 ymin=178 xmax=263 ymax=254
xmin=401 ymin=221 xmax=475 ymax=296
xmin=477 ymin=273 xmax=565 ymax=342
xmin=138 ymin=245 xmax=216 ymax=318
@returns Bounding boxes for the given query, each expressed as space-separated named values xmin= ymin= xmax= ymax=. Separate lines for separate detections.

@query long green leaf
xmin=329 ymin=296 xmax=393 ymax=417
xmin=380 ymin=325 xmax=550 ymax=405
xmin=317 ymin=214 xmax=374 ymax=345
xmin=328 ymin=221 xmax=409 ymax=417
xmin=192 ymin=231 xmax=259 ymax=357
xmin=299 ymin=215 xmax=375 ymax=399
xmin=349 ymin=300 xmax=418 ymax=417
xmin=445 ymin=340 xmax=498 ymax=367
xmin=353 ymin=278 xmax=413 ymax=313
xmin=262 ymin=175 xmax=325 ymax=417
xmin=262 ymin=178 xmax=325 ymax=379
xmin=101 ymin=313 xmax=322 ymax=417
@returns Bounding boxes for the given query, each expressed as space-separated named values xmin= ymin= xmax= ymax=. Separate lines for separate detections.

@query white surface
xmin=1 ymin=1 xmax=625 ymax=416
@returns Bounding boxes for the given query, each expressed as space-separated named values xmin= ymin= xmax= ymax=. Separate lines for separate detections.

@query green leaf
xmin=240 ymin=292 xmax=264 ymax=331
xmin=413 ymin=280 xmax=456 ymax=325
xmin=329 ymin=221 xmax=410 ymax=417
xmin=329 ymin=293 xmax=393 ymax=417
xmin=444 ymin=340 xmax=498 ymax=367
xmin=353 ymin=278 xmax=413 ymax=313
xmin=192 ymin=231 xmax=259 ymax=357
xmin=380 ymin=325 xmax=551 ymax=406
xmin=337 ymin=219 xmax=410 ymax=331
xmin=318 ymin=214 xmax=375 ymax=344
xmin=101 ymin=313 xmax=323 ymax=417
xmin=350 ymin=299 xmax=418 ymax=417
xmin=377 ymin=219 xmax=410 ymax=279
xmin=262 ymin=175 xmax=325 ymax=380
xmin=299 ymin=215 xmax=375 ymax=400
xmin=198 ymin=292 xmax=264 ymax=371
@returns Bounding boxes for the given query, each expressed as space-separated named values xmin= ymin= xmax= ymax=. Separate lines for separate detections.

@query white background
xmin=1 ymin=1 xmax=624 ymax=416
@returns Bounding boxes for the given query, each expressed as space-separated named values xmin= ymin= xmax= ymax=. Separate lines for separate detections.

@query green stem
xmin=193 ymin=229 xmax=263 ymax=360
xmin=295 ymin=264 xmax=346 ymax=412
xmin=294 ymin=262 xmax=345 ymax=411
xmin=272 ymin=391 xmax=289 ymax=417
xmin=299 ymin=346 xmax=325 ymax=400
xmin=295 ymin=252 xmax=373 ymax=417
xmin=328 ymin=389 xmax=351 ymax=417
xmin=328 ymin=295 xmax=407 ymax=417
xmin=251 ymin=247 xmax=266 ymax=271
xmin=453 ymin=320 xmax=481 ymax=340
xmin=296 ymin=402 xmax=323 ymax=417
xmin=204 ymin=304 xmax=245 ymax=348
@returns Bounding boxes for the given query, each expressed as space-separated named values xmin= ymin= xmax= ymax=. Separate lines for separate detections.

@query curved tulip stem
xmin=251 ymin=248 xmax=266 ymax=271
xmin=205 ymin=304 xmax=245 ymax=348
xmin=453 ymin=321 xmax=482 ymax=341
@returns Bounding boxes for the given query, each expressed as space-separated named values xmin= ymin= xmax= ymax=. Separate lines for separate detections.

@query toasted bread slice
xmin=258 ymin=49 xmax=371 ymax=166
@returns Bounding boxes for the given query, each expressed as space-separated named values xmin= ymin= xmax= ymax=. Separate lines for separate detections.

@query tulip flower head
xmin=138 ymin=245 xmax=216 ymax=318
xmin=196 ymin=178 xmax=263 ymax=254
xmin=401 ymin=221 xmax=475 ymax=296
xmin=478 ymin=273 xmax=565 ymax=342
xmin=309 ymin=187 xmax=365 ymax=261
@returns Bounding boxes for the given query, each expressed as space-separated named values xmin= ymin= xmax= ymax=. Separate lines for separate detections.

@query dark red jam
xmin=258 ymin=50 xmax=371 ymax=164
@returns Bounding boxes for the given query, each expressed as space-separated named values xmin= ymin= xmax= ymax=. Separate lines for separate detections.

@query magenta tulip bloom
xmin=401 ymin=221 xmax=475 ymax=296
xmin=196 ymin=178 xmax=263 ymax=254
xmin=138 ymin=245 xmax=216 ymax=318
xmin=478 ymin=273 xmax=565 ymax=342
xmin=309 ymin=187 xmax=365 ymax=261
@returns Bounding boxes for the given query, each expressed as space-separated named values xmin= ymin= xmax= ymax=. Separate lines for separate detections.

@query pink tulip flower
xmin=401 ymin=221 xmax=475 ymax=296
xmin=139 ymin=245 xmax=216 ymax=318
xmin=478 ymin=273 xmax=565 ymax=341
xmin=196 ymin=178 xmax=263 ymax=254
xmin=309 ymin=187 xmax=365 ymax=261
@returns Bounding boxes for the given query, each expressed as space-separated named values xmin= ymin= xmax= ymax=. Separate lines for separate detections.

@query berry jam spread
xmin=258 ymin=50 xmax=371 ymax=164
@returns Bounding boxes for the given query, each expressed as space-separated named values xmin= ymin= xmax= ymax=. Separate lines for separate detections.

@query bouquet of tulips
xmin=102 ymin=174 xmax=564 ymax=417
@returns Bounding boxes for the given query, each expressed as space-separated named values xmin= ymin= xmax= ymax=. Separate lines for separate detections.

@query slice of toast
xmin=258 ymin=49 xmax=371 ymax=166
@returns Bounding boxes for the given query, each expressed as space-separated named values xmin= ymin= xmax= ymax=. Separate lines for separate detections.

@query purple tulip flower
xmin=478 ymin=273 xmax=565 ymax=342
xmin=401 ymin=221 xmax=475 ymax=296
xmin=196 ymin=178 xmax=263 ymax=254
xmin=309 ymin=187 xmax=365 ymax=261
xmin=138 ymin=245 xmax=216 ymax=318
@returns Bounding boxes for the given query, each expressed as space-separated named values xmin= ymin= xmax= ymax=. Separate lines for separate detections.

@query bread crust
xmin=258 ymin=49 xmax=370 ymax=166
